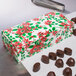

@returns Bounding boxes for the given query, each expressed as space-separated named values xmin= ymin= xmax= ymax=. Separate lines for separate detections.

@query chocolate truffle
xmin=63 ymin=67 xmax=72 ymax=76
xmin=73 ymin=29 xmax=76 ymax=36
xmin=41 ymin=55 xmax=49 ymax=64
xmin=55 ymin=59 xmax=64 ymax=68
xmin=56 ymin=49 xmax=64 ymax=58
xmin=49 ymin=52 xmax=57 ymax=60
xmin=64 ymin=47 xmax=72 ymax=55
xmin=71 ymin=17 xmax=76 ymax=23
xmin=33 ymin=62 xmax=40 ymax=72
xmin=66 ymin=57 xmax=75 ymax=67
xmin=47 ymin=71 xmax=56 ymax=76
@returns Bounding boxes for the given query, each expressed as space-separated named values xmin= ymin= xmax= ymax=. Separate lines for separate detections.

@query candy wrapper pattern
xmin=1 ymin=12 xmax=74 ymax=62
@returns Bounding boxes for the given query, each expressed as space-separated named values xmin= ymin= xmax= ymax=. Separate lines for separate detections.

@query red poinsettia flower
xmin=41 ymin=37 xmax=47 ymax=42
xmin=68 ymin=20 xmax=74 ymax=25
xmin=52 ymin=31 xmax=58 ymax=36
xmin=45 ymin=13 xmax=49 ymax=16
xmin=50 ymin=12 xmax=55 ymax=16
xmin=55 ymin=36 xmax=62 ymax=43
xmin=60 ymin=23 xmax=69 ymax=29
xmin=16 ymin=28 xmax=22 ymax=35
xmin=22 ymin=22 xmax=30 ymax=26
xmin=23 ymin=26 xmax=31 ymax=33
xmin=30 ymin=42 xmax=44 ymax=54
xmin=48 ymin=16 xmax=50 ymax=18
xmin=13 ymin=48 xmax=17 ymax=52
xmin=69 ymin=25 xmax=73 ymax=29
xmin=30 ymin=46 xmax=35 ymax=54
xmin=44 ymin=31 xmax=50 ymax=35
xmin=55 ymin=39 xmax=59 ymax=43
xmin=60 ymin=22 xmax=65 ymax=26
xmin=18 ymin=43 xmax=22 ymax=47
xmin=18 ymin=49 xmax=22 ymax=54
xmin=59 ymin=14 xmax=65 ymax=18
xmin=45 ymin=12 xmax=55 ymax=16
xmin=45 ymin=20 xmax=52 ymax=25
xmin=38 ymin=32 xmax=44 ymax=38
xmin=33 ymin=18 xmax=39 ymax=21
xmin=14 ymin=42 xmax=19 ymax=46
xmin=59 ymin=36 xmax=62 ymax=40
xmin=30 ymin=36 xmax=34 ymax=38
xmin=7 ymin=28 xmax=12 ymax=33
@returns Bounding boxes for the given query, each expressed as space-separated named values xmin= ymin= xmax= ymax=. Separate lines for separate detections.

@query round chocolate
xmin=73 ymin=29 xmax=76 ymax=36
xmin=56 ymin=49 xmax=64 ymax=58
xmin=71 ymin=17 xmax=76 ymax=23
xmin=55 ymin=59 xmax=64 ymax=68
xmin=64 ymin=47 xmax=72 ymax=55
xmin=33 ymin=62 xmax=40 ymax=72
xmin=49 ymin=52 xmax=57 ymax=60
xmin=63 ymin=67 xmax=72 ymax=76
xmin=41 ymin=55 xmax=49 ymax=64
xmin=66 ymin=57 xmax=75 ymax=67
xmin=47 ymin=71 xmax=56 ymax=76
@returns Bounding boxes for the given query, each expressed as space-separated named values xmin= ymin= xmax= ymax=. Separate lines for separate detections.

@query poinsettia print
xmin=33 ymin=18 xmax=39 ymax=21
xmin=45 ymin=20 xmax=52 ymax=25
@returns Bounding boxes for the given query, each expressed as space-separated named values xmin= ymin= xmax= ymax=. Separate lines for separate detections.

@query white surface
xmin=0 ymin=1 xmax=76 ymax=76
xmin=21 ymin=12 xmax=76 ymax=76
xmin=0 ymin=0 xmax=76 ymax=29
xmin=0 ymin=0 xmax=76 ymax=45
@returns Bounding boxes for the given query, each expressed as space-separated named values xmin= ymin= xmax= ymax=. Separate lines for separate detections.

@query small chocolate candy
xmin=66 ymin=57 xmax=75 ymax=67
xmin=48 ymin=52 xmax=57 ymax=60
xmin=75 ymin=74 xmax=76 ymax=76
xmin=41 ymin=55 xmax=49 ymax=64
xmin=64 ymin=47 xmax=72 ymax=55
xmin=47 ymin=71 xmax=56 ymax=76
xmin=63 ymin=67 xmax=72 ymax=76
xmin=73 ymin=29 xmax=76 ymax=36
xmin=56 ymin=49 xmax=64 ymax=58
xmin=71 ymin=17 xmax=76 ymax=23
xmin=33 ymin=62 xmax=40 ymax=72
xmin=55 ymin=59 xmax=64 ymax=68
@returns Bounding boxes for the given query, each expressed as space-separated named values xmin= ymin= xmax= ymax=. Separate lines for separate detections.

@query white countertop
xmin=0 ymin=0 xmax=76 ymax=76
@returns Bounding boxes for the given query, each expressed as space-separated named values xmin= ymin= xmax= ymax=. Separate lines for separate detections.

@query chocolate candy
xmin=73 ymin=29 xmax=76 ymax=36
xmin=55 ymin=59 xmax=64 ymax=68
xmin=33 ymin=62 xmax=40 ymax=72
xmin=63 ymin=67 xmax=72 ymax=76
xmin=48 ymin=52 xmax=57 ymax=60
xmin=56 ymin=49 xmax=64 ymax=58
xmin=71 ymin=17 xmax=76 ymax=23
xmin=41 ymin=55 xmax=49 ymax=64
xmin=66 ymin=57 xmax=75 ymax=67
xmin=47 ymin=71 xmax=56 ymax=76
xmin=64 ymin=47 xmax=72 ymax=55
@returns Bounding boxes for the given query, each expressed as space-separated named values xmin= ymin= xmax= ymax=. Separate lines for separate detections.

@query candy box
xmin=1 ymin=12 xmax=74 ymax=62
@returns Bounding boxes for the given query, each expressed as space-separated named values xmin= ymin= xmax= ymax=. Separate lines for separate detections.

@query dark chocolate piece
xmin=73 ymin=29 xmax=76 ymax=36
xmin=55 ymin=59 xmax=64 ymax=68
xmin=47 ymin=71 xmax=56 ymax=76
xmin=64 ymin=47 xmax=72 ymax=55
xmin=56 ymin=49 xmax=64 ymax=58
xmin=66 ymin=57 xmax=75 ymax=67
xmin=49 ymin=52 xmax=57 ymax=60
xmin=63 ymin=67 xmax=72 ymax=76
xmin=75 ymin=75 xmax=76 ymax=76
xmin=41 ymin=55 xmax=49 ymax=64
xmin=33 ymin=62 xmax=40 ymax=72
xmin=71 ymin=17 xmax=76 ymax=23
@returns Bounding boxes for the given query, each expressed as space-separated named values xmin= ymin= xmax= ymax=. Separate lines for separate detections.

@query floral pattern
xmin=2 ymin=12 xmax=74 ymax=62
